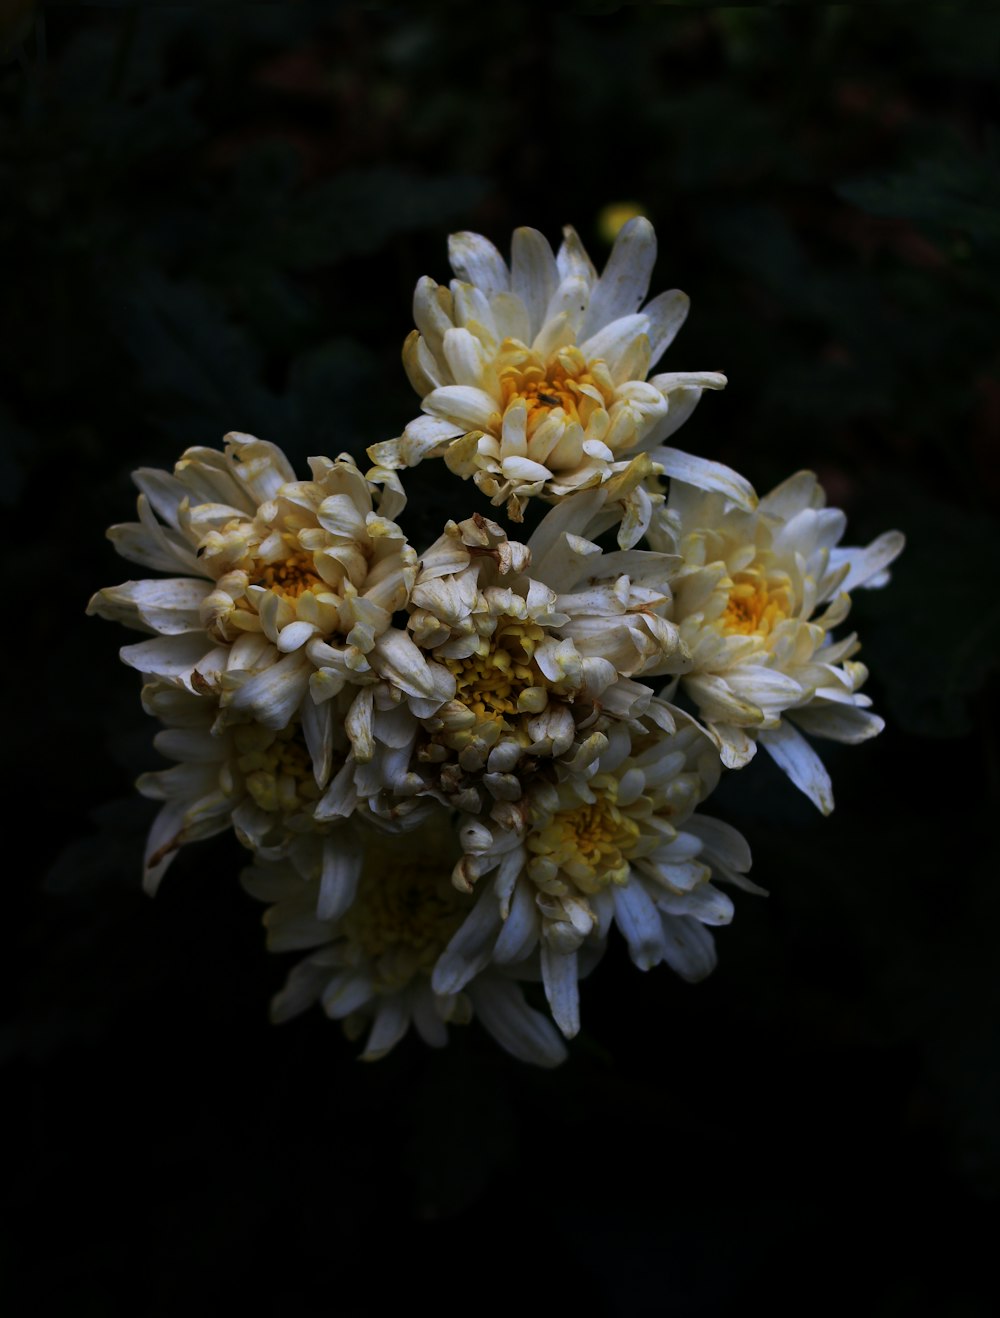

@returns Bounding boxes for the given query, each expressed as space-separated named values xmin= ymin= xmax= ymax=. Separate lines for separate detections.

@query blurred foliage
xmin=4 ymin=4 xmax=999 ymax=1311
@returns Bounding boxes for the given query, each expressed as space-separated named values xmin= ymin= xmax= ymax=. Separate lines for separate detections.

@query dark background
xmin=4 ymin=2 xmax=998 ymax=1313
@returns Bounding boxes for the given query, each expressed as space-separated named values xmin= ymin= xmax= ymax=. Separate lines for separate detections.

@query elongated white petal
xmin=226 ymin=652 xmax=309 ymax=728
xmin=119 ymin=633 xmax=213 ymax=681
xmin=511 ymin=226 xmax=558 ymax=340
xmin=424 ymin=384 xmax=499 ymax=429
xmin=659 ymin=914 xmax=717 ymax=981
xmin=411 ymin=984 xmax=449 ymax=1048
xmin=317 ymin=837 xmax=363 ymax=921
xmin=685 ymin=815 xmax=752 ymax=873
xmin=492 ymin=878 xmax=538 ymax=964
xmin=829 ymin=530 xmax=906 ymax=592
xmin=643 ymin=288 xmax=690 ymax=366
xmin=322 ymin=971 xmax=376 ymax=1020
xmin=612 ymin=881 xmax=668 ymax=971
xmin=788 ymin=705 xmax=885 ymax=744
xmin=88 ymin=578 xmax=211 ymax=635
xmin=652 ymin=449 xmax=757 ymax=510
xmin=448 ymin=231 xmax=510 ymax=298
xmin=758 ymin=721 xmax=834 ymax=814
xmin=581 ymin=215 xmax=656 ymax=337
xmin=540 ymin=944 xmax=580 ymax=1038
xmin=469 ymin=977 xmax=567 ymax=1068
xmin=361 ymin=995 xmax=413 ymax=1061
xmin=432 ymin=887 xmax=503 ymax=995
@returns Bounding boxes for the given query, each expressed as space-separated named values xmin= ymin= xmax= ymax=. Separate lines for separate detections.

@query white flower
xmin=432 ymin=709 xmax=757 ymax=1039
xmin=369 ymin=219 xmax=750 ymax=542
xmin=88 ymin=434 xmax=417 ymax=730
xmin=382 ymin=493 xmax=692 ymax=815
xmin=647 ymin=471 xmax=905 ymax=812
xmin=133 ymin=683 xmax=377 ymax=919
xmin=242 ymin=817 xmax=567 ymax=1066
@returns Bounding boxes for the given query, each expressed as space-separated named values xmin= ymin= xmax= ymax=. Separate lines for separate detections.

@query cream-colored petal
xmin=448 ymin=230 xmax=510 ymax=298
xmin=580 ymin=215 xmax=656 ymax=338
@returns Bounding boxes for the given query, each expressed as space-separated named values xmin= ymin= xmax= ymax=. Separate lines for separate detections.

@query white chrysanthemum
xmin=133 ymin=683 xmax=386 ymax=919
xmin=647 ymin=471 xmax=905 ymax=812
xmin=242 ymin=818 xmax=567 ymax=1066
xmin=432 ymin=709 xmax=757 ymax=1039
xmin=88 ymin=433 xmax=417 ymax=730
xmin=369 ymin=219 xmax=754 ymax=543
xmin=373 ymin=492 xmax=692 ymax=815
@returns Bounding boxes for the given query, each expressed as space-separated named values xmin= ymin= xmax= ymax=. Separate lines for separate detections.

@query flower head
xmin=648 ymin=471 xmax=905 ymax=811
xmin=379 ymin=494 xmax=692 ymax=815
xmin=433 ymin=709 xmax=755 ymax=1039
xmin=88 ymin=434 xmax=416 ymax=730
xmin=369 ymin=219 xmax=732 ymax=540
xmin=243 ymin=815 xmax=567 ymax=1066
xmin=133 ymin=681 xmax=381 ymax=918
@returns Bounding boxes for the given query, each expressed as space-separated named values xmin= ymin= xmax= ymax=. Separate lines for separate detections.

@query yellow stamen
xmin=344 ymin=843 xmax=467 ymax=991
xmin=444 ymin=616 xmax=548 ymax=726
xmin=719 ymin=567 xmax=793 ymax=638
xmin=497 ymin=343 xmax=614 ymax=441
xmin=252 ymin=544 xmax=324 ymax=600
xmin=528 ymin=784 xmax=640 ymax=895
xmin=232 ymin=723 xmax=321 ymax=815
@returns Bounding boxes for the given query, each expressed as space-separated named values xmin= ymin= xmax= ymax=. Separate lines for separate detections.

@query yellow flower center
xmin=232 ymin=723 xmax=321 ymax=815
xmin=528 ymin=785 xmax=641 ymax=896
xmin=343 ymin=846 xmax=468 ymax=992
xmin=251 ymin=543 xmax=324 ymax=600
xmin=720 ymin=567 xmax=793 ymax=638
xmin=497 ymin=344 xmax=614 ymax=441
xmin=444 ymin=616 xmax=548 ymax=725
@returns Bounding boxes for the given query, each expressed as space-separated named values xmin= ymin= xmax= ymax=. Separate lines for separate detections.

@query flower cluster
xmin=89 ymin=217 xmax=903 ymax=1064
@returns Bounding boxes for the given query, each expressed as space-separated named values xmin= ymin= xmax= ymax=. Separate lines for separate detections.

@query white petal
xmin=536 ymin=286 xmax=587 ymax=350
xmin=322 ymin=971 xmax=376 ymax=1020
xmin=469 ymin=977 xmax=567 ymax=1068
xmin=276 ymin=620 xmax=318 ymax=653
xmin=643 ymin=288 xmax=690 ymax=367
xmin=302 ymin=693 xmax=333 ymax=788
xmin=653 ymin=449 xmax=757 ymax=511
xmin=659 ymin=914 xmax=717 ymax=981
xmin=442 ymin=326 xmax=490 ymax=389
xmin=758 ymin=721 xmax=834 ymax=814
xmin=362 ymin=994 xmax=412 ymax=1060
xmin=411 ymin=984 xmax=449 ymax=1048
xmin=119 ymin=633 xmax=213 ymax=681
xmin=132 ymin=467 xmax=188 ymax=528
xmin=270 ymin=958 xmax=329 ymax=1023
xmin=612 ymin=881 xmax=667 ymax=971
xmin=540 ymin=944 xmax=580 ymax=1038
xmin=685 ymin=815 xmax=752 ymax=874
xmin=448 ymin=231 xmax=510 ymax=298
xmin=828 ymin=530 xmax=905 ymax=593
xmin=424 ymin=384 xmax=499 ymax=430
xmin=225 ymin=433 xmax=296 ymax=504
xmin=657 ymin=883 xmax=735 ymax=927
xmin=88 ymin=578 xmax=211 ymax=635
xmin=555 ymin=224 xmax=598 ymax=286
xmin=501 ymin=455 xmax=552 ymax=483
xmin=225 ymin=652 xmax=310 ymax=729
xmin=581 ymin=215 xmax=656 ymax=338
xmin=579 ymin=313 xmax=649 ymax=379
xmin=789 ymin=705 xmax=885 ymax=744
xmin=432 ymin=887 xmax=503 ymax=995
xmin=493 ymin=879 xmax=539 ymax=965
xmin=511 ymin=227 xmax=559 ymax=341
xmin=317 ymin=837 xmax=363 ymax=921
xmin=758 ymin=470 xmax=820 ymax=520
xmin=412 ymin=275 xmax=455 ymax=358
